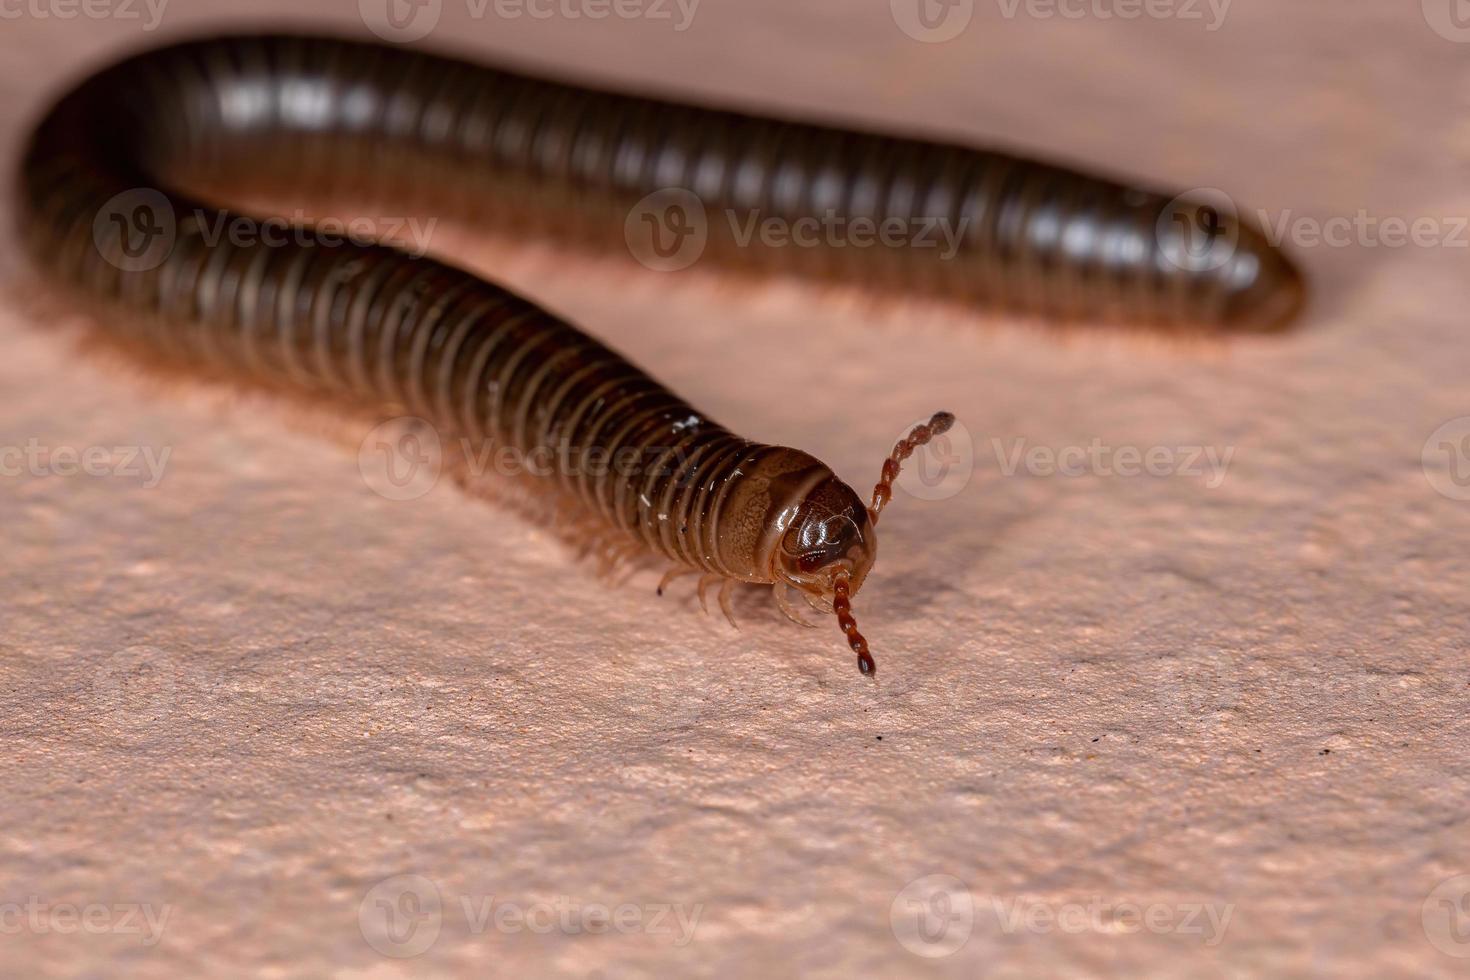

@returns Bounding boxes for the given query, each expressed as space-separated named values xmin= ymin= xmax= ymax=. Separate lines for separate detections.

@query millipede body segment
xmin=17 ymin=34 xmax=1300 ymax=673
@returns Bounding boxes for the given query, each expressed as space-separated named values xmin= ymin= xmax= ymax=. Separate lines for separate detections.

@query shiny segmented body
xmin=21 ymin=34 xmax=1302 ymax=332
xmin=15 ymin=33 xmax=1298 ymax=672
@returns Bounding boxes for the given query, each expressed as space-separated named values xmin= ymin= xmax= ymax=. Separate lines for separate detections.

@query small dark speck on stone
xmin=1320 ymin=749 xmax=1331 ymax=755
xmin=1091 ymin=737 xmax=1099 ymax=743
xmin=875 ymin=736 xmax=883 ymax=741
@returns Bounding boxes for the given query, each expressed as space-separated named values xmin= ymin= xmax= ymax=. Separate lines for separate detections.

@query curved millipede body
xmin=18 ymin=35 xmax=976 ymax=675
xmin=22 ymin=34 xmax=1304 ymax=333
xmin=16 ymin=34 xmax=1301 ymax=673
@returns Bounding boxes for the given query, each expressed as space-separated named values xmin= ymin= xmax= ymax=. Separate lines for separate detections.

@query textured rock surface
xmin=1 ymin=2 xmax=1467 ymax=976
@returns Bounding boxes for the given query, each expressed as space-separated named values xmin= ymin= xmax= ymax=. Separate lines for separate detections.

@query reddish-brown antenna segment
xmin=832 ymin=572 xmax=874 ymax=676
xmin=868 ymin=411 xmax=956 ymax=524
xmin=834 ymin=410 xmax=955 ymax=676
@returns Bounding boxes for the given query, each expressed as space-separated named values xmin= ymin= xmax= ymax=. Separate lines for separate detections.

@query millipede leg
xmin=656 ymin=566 xmax=698 ymax=596
xmin=696 ymin=574 xmax=722 ymax=615
xmin=596 ymin=538 xmax=642 ymax=579
xmin=773 ymin=582 xmax=817 ymax=628
xmin=718 ymin=577 xmax=738 ymax=630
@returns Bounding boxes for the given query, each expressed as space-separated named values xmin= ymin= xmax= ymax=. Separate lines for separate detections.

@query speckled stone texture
xmin=2 ymin=2 xmax=1468 ymax=977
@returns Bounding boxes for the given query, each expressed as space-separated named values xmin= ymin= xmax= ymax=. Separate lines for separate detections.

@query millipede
xmin=15 ymin=34 xmax=1304 ymax=675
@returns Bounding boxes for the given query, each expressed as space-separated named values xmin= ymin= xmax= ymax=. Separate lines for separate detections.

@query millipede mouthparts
xmin=17 ymin=34 xmax=1302 ymax=674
